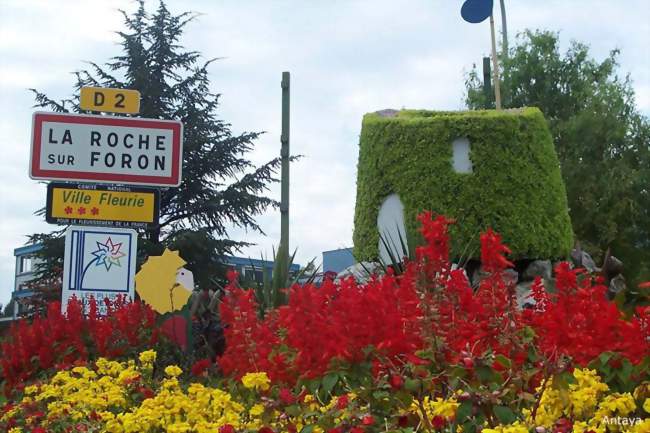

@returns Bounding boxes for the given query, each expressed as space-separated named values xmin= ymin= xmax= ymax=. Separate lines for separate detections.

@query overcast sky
xmin=1 ymin=0 xmax=648 ymax=306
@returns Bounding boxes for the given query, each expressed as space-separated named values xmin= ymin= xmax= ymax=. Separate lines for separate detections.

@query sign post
xmin=34 ymin=87 xmax=183 ymax=316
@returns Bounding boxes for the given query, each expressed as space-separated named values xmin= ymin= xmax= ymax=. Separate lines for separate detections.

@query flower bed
xmin=1 ymin=213 xmax=648 ymax=433
xmin=0 ymin=353 xmax=648 ymax=432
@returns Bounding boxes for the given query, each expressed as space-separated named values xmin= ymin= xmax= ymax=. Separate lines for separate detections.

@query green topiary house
xmin=353 ymin=107 xmax=573 ymax=262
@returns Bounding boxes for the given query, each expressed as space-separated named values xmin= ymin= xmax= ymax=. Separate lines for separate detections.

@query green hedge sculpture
xmin=353 ymin=107 xmax=573 ymax=261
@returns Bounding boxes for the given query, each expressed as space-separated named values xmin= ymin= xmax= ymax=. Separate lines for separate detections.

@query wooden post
xmin=489 ymin=14 xmax=502 ymax=109
xmin=499 ymin=0 xmax=508 ymax=56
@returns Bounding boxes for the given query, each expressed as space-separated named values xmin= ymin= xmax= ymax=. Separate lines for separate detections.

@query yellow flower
xmin=593 ymin=392 xmax=636 ymax=427
xmin=24 ymin=385 xmax=38 ymax=395
xmin=644 ymin=398 xmax=650 ymax=414
xmin=410 ymin=396 xmax=459 ymax=420
xmin=481 ymin=421 xmax=528 ymax=433
xmin=164 ymin=365 xmax=183 ymax=377
xmin=8 ymin=428 xmax=22 ymax=433
xmin=139 ymin=349 xmax=157 ymax=365
xmin=482 ymin=422 xmax=529 ymax=433
xmin=627 ymin=418 xmax=650 ymax=433
xmin=241 ymin=372 xmax=271 ymax=391
xmin=249 ymin=403 xmax=265 ymax=416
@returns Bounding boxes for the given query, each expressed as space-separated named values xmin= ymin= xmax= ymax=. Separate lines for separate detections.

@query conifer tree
xmin=29 ymin=1 xmax=281 ymax=290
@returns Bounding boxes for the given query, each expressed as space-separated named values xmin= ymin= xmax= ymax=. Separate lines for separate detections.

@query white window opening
xmin=377 ymin=194 xmax=409 ymax=265
xmin=452 ymin=137 xmax=472 ymax=173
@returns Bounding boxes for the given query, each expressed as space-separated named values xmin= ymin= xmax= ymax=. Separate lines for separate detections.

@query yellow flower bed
xmin=1 ymin=355 xmax=649 ymax=433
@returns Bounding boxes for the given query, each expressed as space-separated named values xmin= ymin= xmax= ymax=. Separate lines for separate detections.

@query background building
xmin=6 ymin=244 xmax=43 ymax=320
xmin=222 ymin=256 xmax=301 ymax=284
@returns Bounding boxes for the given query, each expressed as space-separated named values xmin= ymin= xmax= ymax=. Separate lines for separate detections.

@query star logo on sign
xmin=91 ymin=207 xmax=99 ymax=215
xmin=64 ymin=206 xmax=73 ymax=215
xmin=78 ymin=207 xmax=86 ymax=215
xmin=91 ymin=237 xmax=126 ymax=271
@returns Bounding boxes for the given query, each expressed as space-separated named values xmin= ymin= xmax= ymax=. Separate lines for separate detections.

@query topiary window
xmin=452 ymin=137 xmax=472 ymax=173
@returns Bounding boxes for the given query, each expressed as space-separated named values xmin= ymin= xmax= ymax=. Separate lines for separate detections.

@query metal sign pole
xmin=280 ymin=72 xmax=290 ymax=276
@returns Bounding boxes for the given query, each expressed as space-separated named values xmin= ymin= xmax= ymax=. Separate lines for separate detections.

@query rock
xmin=603 ymin=255 xmax=624 ymax=279
xmin=571 ymin=249 xmax=598 ymax=273
xmin=515 ymin=281 xmax=536 ymax=309
xmin=522 ymin=260 xmax=552 ymax=281
xmin=471 ymin=267 xmax=518 ymax=287
xmin=608 ymin=274 xmax=626 ymax=299
xmin=336 ymin=262 xmax=383 ymax=283
xmin=503 ymin=269 xmax=519 ymax=285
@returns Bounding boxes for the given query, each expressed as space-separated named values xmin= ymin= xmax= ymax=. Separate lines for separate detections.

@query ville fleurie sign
xmin=46 ymin=183 xmax=159 ymax=229
xmin=30 ymin=112 xmax=183 ymax=187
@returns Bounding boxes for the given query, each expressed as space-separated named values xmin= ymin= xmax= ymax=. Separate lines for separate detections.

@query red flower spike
xmin=336 ymin=394 xmax=349 ymax=410
xmin=214 ymin=204 xmax=649 ymax=381
xmin=389 ymin=374 xmax=404 ymax=390
xmin=278 ymin=387 xmax=295 ymax=405
xmin=480 ymin=228 xmax=513 ymax=273
xmin=190 ymin=358 xmax=211 ymax=377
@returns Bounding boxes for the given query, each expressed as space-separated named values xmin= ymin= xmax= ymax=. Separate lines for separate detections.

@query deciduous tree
xmin=465 ymin=30 xmax=650 ymax=284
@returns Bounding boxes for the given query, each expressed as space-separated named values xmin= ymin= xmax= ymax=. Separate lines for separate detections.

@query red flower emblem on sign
xmin=91 ymin=207 xmax=99 ymax=216
xmin=64 ymin=206 xmax=73 ymax=214
xmin=77 ymin=207 xmax=86 ymax=215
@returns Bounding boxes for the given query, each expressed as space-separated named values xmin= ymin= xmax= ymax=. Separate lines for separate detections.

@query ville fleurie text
xmin=46 ymin=183 xmax=159 ymax=229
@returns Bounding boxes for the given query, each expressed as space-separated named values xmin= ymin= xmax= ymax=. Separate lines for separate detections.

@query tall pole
xmin=489 ymin=14 xmax=502 ymax=110
xmin=499 ymin=0 xmax=508 ymax=56
xmin=280 ymin=72 xmax=290 ymax=277
xmin=482 ymin=57 xmax=492 ymax=108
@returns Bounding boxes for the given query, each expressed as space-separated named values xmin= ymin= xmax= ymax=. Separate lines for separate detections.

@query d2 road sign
xmin=46 ymin=182 xmax=159 ymax=229
xmin=62 ymin=225 xmax=137 ymax=315
xmin=80 ymin=87 xmax=141 ymax=114
xmin=30 ymin=112 xmax=183 ymax=187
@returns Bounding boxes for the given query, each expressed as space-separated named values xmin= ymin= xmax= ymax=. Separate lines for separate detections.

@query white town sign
xmin=30 ymin=112 xmax=183 ymax=187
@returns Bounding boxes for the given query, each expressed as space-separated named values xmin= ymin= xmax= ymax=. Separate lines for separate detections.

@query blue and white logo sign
xmin=62 ymin=225 xmax=137 ymax=314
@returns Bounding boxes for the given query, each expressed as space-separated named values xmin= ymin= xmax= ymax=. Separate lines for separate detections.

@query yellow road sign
xmin=46 ymin=183 xmax=158 ymax=229
xmin=80 ymin=87 xmax=141 ymax=114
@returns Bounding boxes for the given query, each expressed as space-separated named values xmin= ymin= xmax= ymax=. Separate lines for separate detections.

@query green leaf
xmin=462 ymin=421 xmax=476 ymax=433
xmin=300 ymin=425 xmax=314 ymax=433
xmin=598 ymin=352 xmax=614 ymax=366
xmin=285 ymin=405 xmax=301 ymax=417
xmin=373 ymin=390 xmax=390 ymax=400
xmin=493 ymin=406 xmax=517 ymax=424
xmin=404 ymin=379 xmax=421 ymax=393
xmin=475 ymin=365 xmax=496 ymax=382
xmin=494 ymin=354 xmax=511 ymax=369
xmin=456 ymin=401 xmax=472 ymax=423
xmin=321 ymin=373 xmax=339 ymax=395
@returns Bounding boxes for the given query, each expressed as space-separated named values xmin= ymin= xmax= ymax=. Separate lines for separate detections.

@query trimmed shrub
xmin=353 ymin=107 xmax=573 ymax=261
